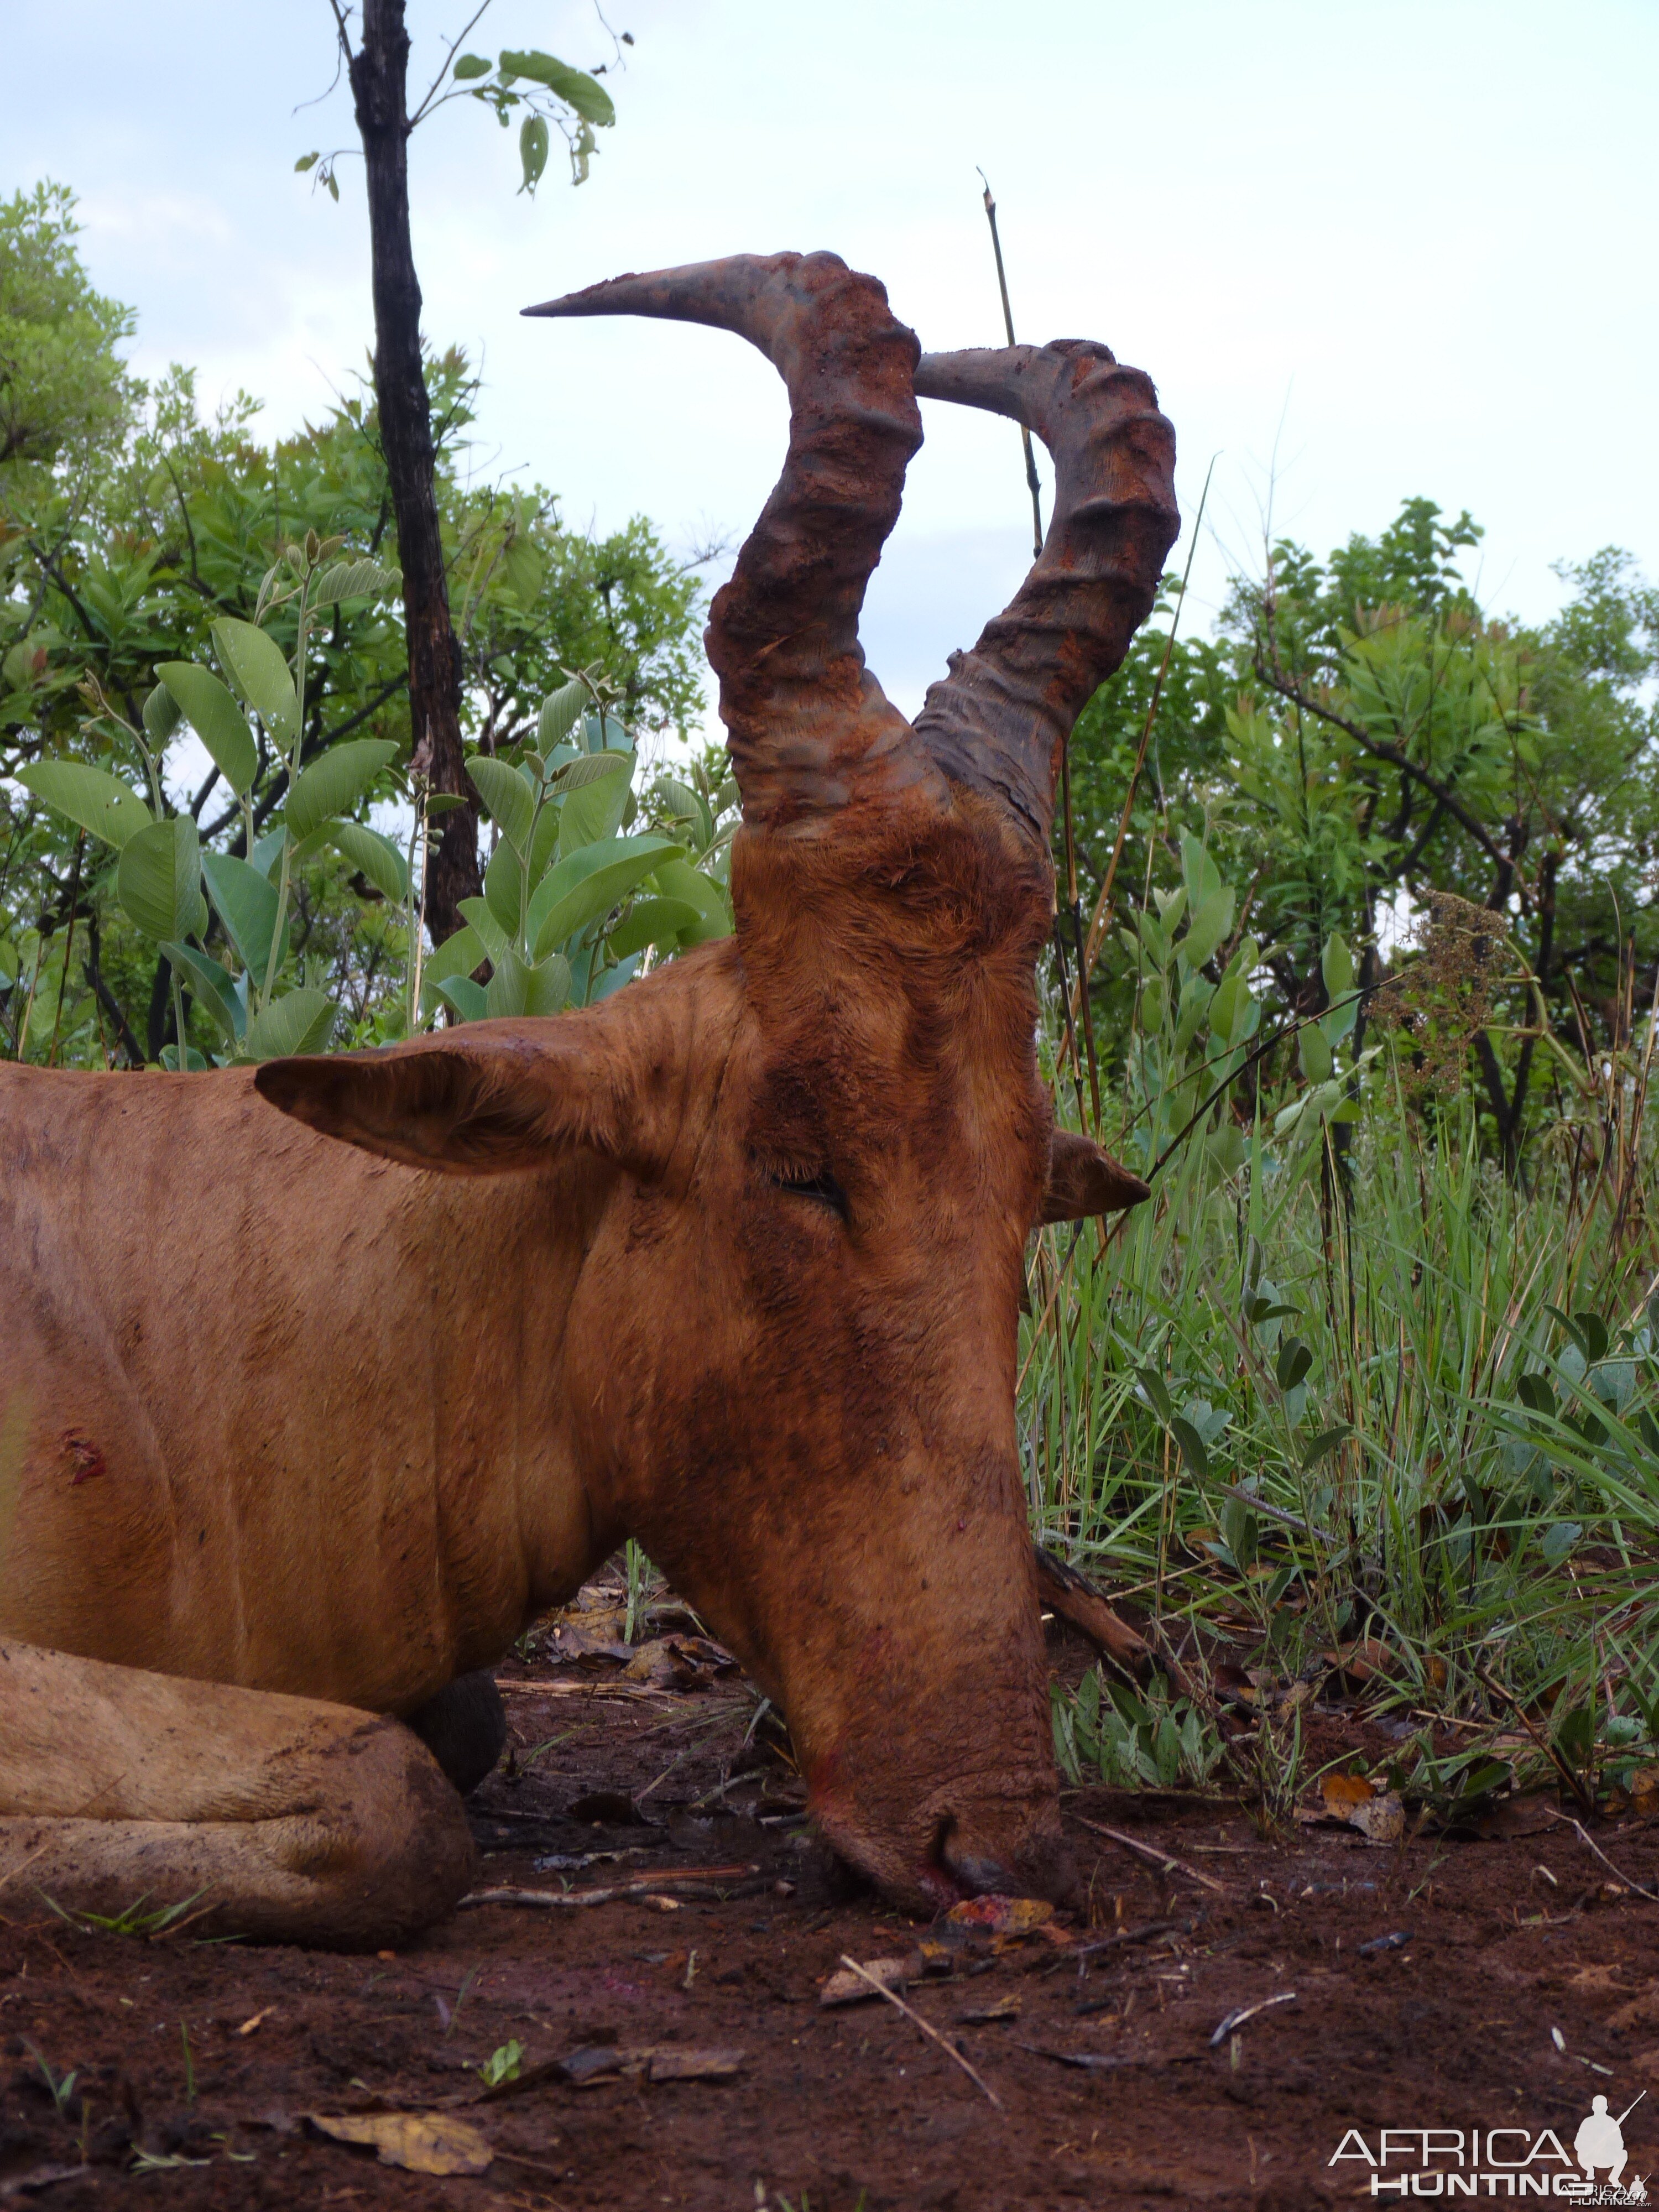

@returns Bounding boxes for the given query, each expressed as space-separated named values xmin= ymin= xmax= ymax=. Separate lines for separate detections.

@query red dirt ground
xmin=4 ymin=1601 xmax=1658 ymax=2211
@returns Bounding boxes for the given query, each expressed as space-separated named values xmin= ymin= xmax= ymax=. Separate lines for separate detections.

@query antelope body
xmin=0 ymin=253 xmax=1177 ymax=1944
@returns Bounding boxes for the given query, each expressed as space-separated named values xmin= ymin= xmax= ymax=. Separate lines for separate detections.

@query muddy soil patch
xmin=4 ymin=1635 xmax=1658 ymax=2210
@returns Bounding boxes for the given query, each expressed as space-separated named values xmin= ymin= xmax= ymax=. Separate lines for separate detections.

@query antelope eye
xmin=766 ymin=1165 xmax=850 ymax=1223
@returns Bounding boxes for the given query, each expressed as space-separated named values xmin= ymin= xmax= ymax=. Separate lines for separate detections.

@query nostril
xmin=937 ymin=1824 xmax=1016 ymax=1901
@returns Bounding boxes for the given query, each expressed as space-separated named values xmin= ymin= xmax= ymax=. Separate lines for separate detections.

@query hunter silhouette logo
xmin=1577 ymin=2096 xmax=1647 ymax=2199
xmin=1330 ymin=2090 xmax=1649 ymax=2199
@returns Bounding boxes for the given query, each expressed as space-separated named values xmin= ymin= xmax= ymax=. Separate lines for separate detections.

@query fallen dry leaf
xmin=945 ymin=1894 xmax=1055 ymax=1937
xmin=621 ymin=1635 xmax=736 ymax=1688
xmin=820 ymin=1958 xmax=910 ymax=2008
xmin=1297 ymin=1775 xmax=1405 ymax=1845
xmin=1349 ymin=1793 xmax=1406 ymax=1844
xmin=1320 ymin=1771 xmax=1375 ymax=1815
xmin=1322 ymin=1637 xmax=1400 ymax=1686
xmin=309 ymin=2111 xmax=493 ymax=2177
xmin=1470 ymin=1795 xmax=1559 ymax=1840
xmin=958 ymin=1992 xmax=1021 ymax=2023
xmin=647 ymin=2047 xmax=745 ymax=2081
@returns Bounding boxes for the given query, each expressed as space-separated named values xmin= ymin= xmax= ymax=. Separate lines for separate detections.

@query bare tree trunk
xmin=347 ymin=0 xmax=478 ymax=946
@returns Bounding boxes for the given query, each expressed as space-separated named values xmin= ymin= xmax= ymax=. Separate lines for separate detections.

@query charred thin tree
xmin=343 ymin=0 xmax=479 ymax=945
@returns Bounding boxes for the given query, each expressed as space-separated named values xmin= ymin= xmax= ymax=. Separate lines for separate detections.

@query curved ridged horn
xmin=911 ymin=342 xmax=1180 ymax=846
xmin=526 ymin=254 xmax=946 ymax=832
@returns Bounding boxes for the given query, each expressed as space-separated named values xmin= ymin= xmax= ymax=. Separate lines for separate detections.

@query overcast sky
xmin=7 ymin=1 xmax=1656 ymax=722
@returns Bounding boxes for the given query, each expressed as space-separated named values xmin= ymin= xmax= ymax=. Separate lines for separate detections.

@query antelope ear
xmin=1040 ymin=1129 xmax=1150 ymax=1223
xmin=255 ymin=1029 xmax=640 ymax=1176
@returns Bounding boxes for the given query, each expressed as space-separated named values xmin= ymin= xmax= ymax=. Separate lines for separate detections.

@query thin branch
xmin=410 ymin=0 xmax=494 ymax=127
xmin=1254 ymin=659 xmax=1526 ymax=902
xmin=23 ymin=538 xmax=100 ymax=643
xmin=1541 ymin=1807 xmax=1658 ymax=1903
xmin=84 ymin=948 xmax=144 ymax=1068
xmin=161 ymin=455 xmax=200 ymax=586
xmin=1073 ymin=1815 xmax=1228 ymax=1895
xmin=834 ymin=1955 xmax=1004 ymax=2111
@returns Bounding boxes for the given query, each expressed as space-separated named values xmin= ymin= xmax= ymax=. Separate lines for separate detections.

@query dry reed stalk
xmin=836 ymin=1953 xmax=1004 ymax=2111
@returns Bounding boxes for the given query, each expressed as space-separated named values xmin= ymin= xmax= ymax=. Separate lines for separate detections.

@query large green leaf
xmin=420 ymin=926 xmax=484 ymax=1020
xmin=607 ymin=895 xmax=702 ymax=959
xmin=483 ymin=838 xmax=524 ymax=941
xmin=331 ymin=820 xmax=409 ymax=902
xmin=202 ymin=850 xmax=283 ymax=979
xmin=537 ymin=679 xmax=587 ymax=754
xmin=453 ymin=51 xmax=491 ymax=79
xmin=655 ymin=774 xmax=713 ymax=851
xmin=525 ymin=953 xmax=572 ymax=1015
xmin=528 ymin=795 xmax=563 ymax=885
xmin=528 ymin=834 xmax=674 ymax=961
xmin=309 ymin=559 xmax=400 ymax=607
xmin=160 ymin=940 xmax=244 ymax=1046
xmin=17 ymin=761 xmax=152 ymax=849
xmin=485 ymin=946 xmax=529 ymax=1019
xmin=498 ymin=48 xmax=615 ymax=125
xmin=286 ymin=739 xmax=400 ymax=842
xmin=210 ymin=618 xmax=298 ymax=744
xmin=425 ymin=924 xmax=485 ymax=987
xmin=1177 ymin=886 xmax=1234 ymax=973
xmin=434 ymin=974 xmax=489 ymax=1024
xmin=467 ymin=755 xmax=536 ymax=855
xmin=156 ymin=661 xmax=258 ymax=797
xmin=486 ymin=946 xmax=572 ymax=1020
xmin=118 ymin=817 xmax=206 ymax=942
xmin=550 ymin=749 xmax=633 ymax=792
xmin=557 ymin=752 xmax=634 ymax=857
xmin=456 ymin=896 xmax=512 ymax=967
xmin=1322 ymin=930 xmax=1355 ymax=1001
xmin=143 ymin=682 xmax=182 ymax=745
xmin=1299 ymin=1021 xmax=1334 ymax=1084
xmin=242 ymin=988 xmax=336 ymax=1062
xmin=651 ymin=854 xmax=733 ymax=943
xmin=519 ymin=113 xmax=550 ymax=194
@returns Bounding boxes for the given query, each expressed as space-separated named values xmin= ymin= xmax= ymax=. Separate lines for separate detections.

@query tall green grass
xmin=1023 ymin=1059 xmax=1659 ymax=1799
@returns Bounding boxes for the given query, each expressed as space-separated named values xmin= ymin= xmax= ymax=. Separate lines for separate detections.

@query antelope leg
xmin=0 ymin=1640 xmax=474 ymax=1948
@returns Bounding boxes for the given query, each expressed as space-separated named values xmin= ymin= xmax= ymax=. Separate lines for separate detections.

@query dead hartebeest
xmin=0 ymin=252 xmax=1177 ymax=1945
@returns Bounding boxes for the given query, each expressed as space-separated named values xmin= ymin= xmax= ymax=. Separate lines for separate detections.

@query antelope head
xmin=263 ymin=252 xmax=1177 ymax=1909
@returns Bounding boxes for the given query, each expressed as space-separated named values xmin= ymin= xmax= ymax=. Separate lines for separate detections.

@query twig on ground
xmin=1541 ymin=1808 xmax=1658 ymax=1903
xmin=1040 ymin=1915 xmax=1193 ymax=1973
xmin=1210 ymin=1990 xmax=1297 ymax=2047
xmin=1073 ymin=1817 xmax=1228 ymax=1895
xmin=459 ymin=1863 xmax=761 ymax=1911
xmin=1018 ymin=2042 xmax=1205 ymax=2073
xmin=836 ymin=1954 xmax=1004 ymax=2111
